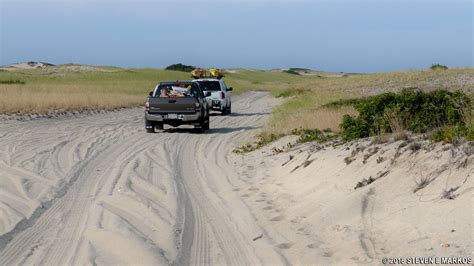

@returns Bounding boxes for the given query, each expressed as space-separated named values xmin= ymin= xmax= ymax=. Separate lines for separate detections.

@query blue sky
xmin=1 ymin=0 xmax=472 ymax=72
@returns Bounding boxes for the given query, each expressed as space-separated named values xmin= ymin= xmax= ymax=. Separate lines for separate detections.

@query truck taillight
xmin=145 ymin=101 xmax=150 ymax=110
xmin=221 ymin=91 xmax=225 ymax=99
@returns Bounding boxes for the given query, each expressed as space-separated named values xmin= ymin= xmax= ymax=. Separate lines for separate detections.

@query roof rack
xmin=191 ymin=68 xmax=224 ymax=79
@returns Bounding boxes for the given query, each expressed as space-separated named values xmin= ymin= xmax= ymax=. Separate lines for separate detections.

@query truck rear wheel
xmin=194 ymin=125 xmax=204 ymax=133
xmin=145 ymin=119 xmax=155 ymax=133
xmin=203 ymin=115 xmax=210 ymax=130
xmin=194 ymin=117 xmax=207 ymax=133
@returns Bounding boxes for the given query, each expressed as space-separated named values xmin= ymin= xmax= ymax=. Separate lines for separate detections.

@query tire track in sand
xmin=0 ymin=92 xmax=287 ymax=265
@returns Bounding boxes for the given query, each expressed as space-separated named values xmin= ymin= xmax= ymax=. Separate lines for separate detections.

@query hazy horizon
xmin=1 ymin=0 xmax=472 ymax=73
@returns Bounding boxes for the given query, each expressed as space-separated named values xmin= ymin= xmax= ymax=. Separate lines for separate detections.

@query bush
xmin=291 ymin=128 xmax=337 ymax=143
xmin=430 ymin=64 xmax=448 ymax=70
xmin=255 ymin=132 xmax=280 ymax=148
xmin=467 ymin=124 xmax=474 ymax=141
xmin=0 ymin=79 xmax=25 ymax=84
xmin=276 ymin=88 xmax=308 ymax=98
xmin=340 ymin=88 xmax=471 ymax=140
xmin=283 ymin=70 xmax=300 ymax=75
xmin=340 ymin=114 xmax=367 ymax=140
xmin=288 ymin=68 xmax=309 ymax=72
xmin=323 ymin=98 xmax=362 ymax=108
xmin=165 ymin=63 xmax=196 ymax=72
xmin=429 ymin=124 xmax=471 ymax=143
xmin=232 ymin=132 xmax=281 ymax=153
xmin=406 ymin=125 xmax=472 ymax=144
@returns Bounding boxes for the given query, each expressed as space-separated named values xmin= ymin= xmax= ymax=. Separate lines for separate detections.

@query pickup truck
xmin=192 ymin=78 xmax=232 ymax=115
xmin=144 ymin=81 xmax=211 ymax=133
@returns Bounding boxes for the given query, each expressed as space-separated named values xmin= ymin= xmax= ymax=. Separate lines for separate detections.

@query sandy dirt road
xmin=0 ymin=92 xmax=287 ymax=265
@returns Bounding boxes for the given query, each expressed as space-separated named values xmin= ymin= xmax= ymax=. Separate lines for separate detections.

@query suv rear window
xmin=196 ymin=81 xmax=220 ymax=91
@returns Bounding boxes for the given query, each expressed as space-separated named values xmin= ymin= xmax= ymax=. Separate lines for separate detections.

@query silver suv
xmin=193 ymin=78 xmax=232 ymax=115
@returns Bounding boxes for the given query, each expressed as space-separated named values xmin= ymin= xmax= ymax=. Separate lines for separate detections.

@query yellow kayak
xmin=191 ymin=68 xmax=223 ymax=79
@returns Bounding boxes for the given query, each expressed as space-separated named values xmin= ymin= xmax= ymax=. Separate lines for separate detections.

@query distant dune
xmin=1 ymin=61 xmax=55 ymax=70
xmin=0 ymin=61 xmax=114 ymax=73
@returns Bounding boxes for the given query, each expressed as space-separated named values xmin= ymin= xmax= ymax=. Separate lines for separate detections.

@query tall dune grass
xmin=0 ymin=68 xmax=189 ymax=114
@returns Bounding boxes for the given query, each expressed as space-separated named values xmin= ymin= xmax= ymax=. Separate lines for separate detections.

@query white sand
xmin=0 ymin=92 xmax=287 ymax=265
xmin=0 ymin=91 xmax=471 ymax=265
xmin=233 ymin=136 xmax=473 ymax=265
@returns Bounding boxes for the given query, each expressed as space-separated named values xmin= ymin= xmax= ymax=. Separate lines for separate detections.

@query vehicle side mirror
xmin=205 ymin=91 xmax=211 ymax=97
xmin=227 ymin=87 xmax=233 ymax=91
xmin=149 ymin=91 xmax=153 ymax=97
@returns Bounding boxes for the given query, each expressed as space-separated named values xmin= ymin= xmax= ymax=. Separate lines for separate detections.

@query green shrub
xmin=429 ymin=125 xmax=468 ymax=143
xmin=291 ymin=128 xmax=337 ymax=143
xmin=0 ymin=79 xmax=25 ymax=84
xmin=165 ymin=63 xmax=196 ymax=72
xmin=256 ymin=132 xmax=280 ymax=148
xmin=340 ymin=114 xmax=369 ymax=140
xmin=288 ymin=68 xmax=309 ymax=72
xmin=340 ymin=88 xmax=471 ymax=140
xmin=466 ymin=124 xmax=474 ymax=141
xmin=283 ymin=70 xmax=300 ymax=75
xmin=430 ymin=64 xmax=448 ymax=70
xmin=232 ymin=132 xmax=281 ymax=153
xmin=276 ymin=88 xmax=308 ymax=98
xmin=323 ymin=98 xmax=363 ymax=108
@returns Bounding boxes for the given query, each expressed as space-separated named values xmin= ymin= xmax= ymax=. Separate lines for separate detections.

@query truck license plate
xmin=167 ymin=113 xmax=178 ymax=119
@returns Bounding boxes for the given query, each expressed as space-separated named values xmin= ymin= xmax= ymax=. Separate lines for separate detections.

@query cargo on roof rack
xmin=191 ymin=68 xmax=224 ymax=79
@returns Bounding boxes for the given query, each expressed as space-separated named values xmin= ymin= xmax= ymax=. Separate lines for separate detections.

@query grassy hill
xmin=1 ymin=65 xmax=473 ymax=137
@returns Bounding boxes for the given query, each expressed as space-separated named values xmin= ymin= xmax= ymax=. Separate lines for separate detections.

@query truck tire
xmin=194 ymin=125 xmax=204 ymax=133
xmin=203 ymin=115 xmax=210 ymax=130
xmin=194 ymin=117 xmax=206 ymax=133
xmin=227 ymin=103 xmax=231 ymax=114
xmin=221 ymin=107 xmax=228 ymax=115
xmin=145 ymin=119 xmax=155 ymax=133
xmin=156 ymin=123 xmax=164 ymax=130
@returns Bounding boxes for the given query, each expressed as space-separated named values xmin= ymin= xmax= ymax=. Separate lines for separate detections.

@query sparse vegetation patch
xmin=291 ymin=128 xmax=337 ymax=143
xmin=322 ymin=98 xmax=362 ymax=108
xmin=0 ymin=79 xmax=25 ymax=84
xmin=429 ymin=124 xmax=474 ymax=143
xmin=233 ymin=132 xmax=281 ymax=153
xmin=441 ymin=187 xmax=459 ymax=200
xmin=276 ymin=88 xmax=309 ymax=98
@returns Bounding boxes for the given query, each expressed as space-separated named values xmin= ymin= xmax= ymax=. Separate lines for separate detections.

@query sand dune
xmin=233 ymin=135 xmax=473 ymax=265
xmin=0 ymin=91 xmax=471 ymax=264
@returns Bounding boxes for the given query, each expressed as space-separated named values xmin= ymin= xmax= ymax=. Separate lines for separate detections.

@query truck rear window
xmin=196 ymin=81 xmax=220 ymax=91
xmin=157 ymin=84 xmax=199 ymax=98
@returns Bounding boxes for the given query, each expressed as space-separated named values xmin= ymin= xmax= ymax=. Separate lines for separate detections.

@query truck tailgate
xmin=148 ymin=97 xmax=197 ymax=113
